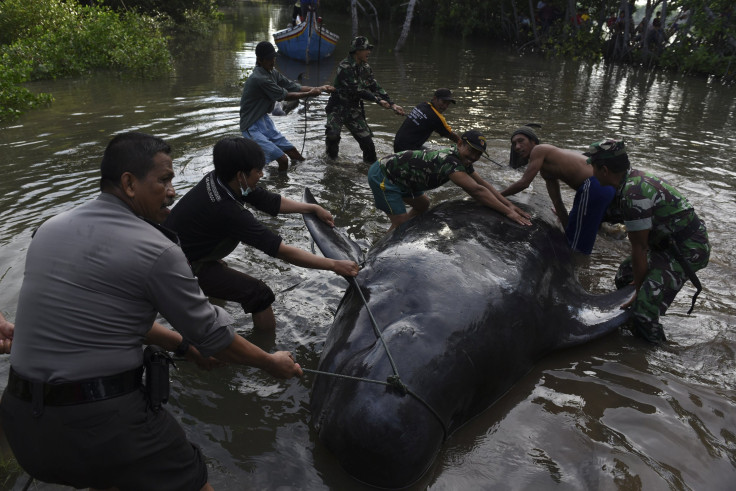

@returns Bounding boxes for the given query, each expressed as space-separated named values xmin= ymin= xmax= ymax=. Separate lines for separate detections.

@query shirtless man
xmin=501 ymin=126 xmax=615 ymax=254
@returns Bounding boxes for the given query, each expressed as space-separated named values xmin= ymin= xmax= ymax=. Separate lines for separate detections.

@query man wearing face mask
xmin=164 ymin=137 xmax=359 ymax=331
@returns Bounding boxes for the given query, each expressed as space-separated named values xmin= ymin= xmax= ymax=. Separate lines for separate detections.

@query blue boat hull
xmin=273 ymin=12 xmax=339 ymax=63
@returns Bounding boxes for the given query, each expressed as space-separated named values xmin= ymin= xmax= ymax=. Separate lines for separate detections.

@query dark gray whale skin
xmin=302 ymin=188 xmax=633 ymax=489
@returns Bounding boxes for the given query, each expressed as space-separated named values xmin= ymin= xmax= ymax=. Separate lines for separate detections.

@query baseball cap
xmin=434 ymin=88 xmax=456 ymax=104
xmin=255 ymin=41 xmax=277 ymax=60
xmin=461 ymin=130 xmax=489 ymax=157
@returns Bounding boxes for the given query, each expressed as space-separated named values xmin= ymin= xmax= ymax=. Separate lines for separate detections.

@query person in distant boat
xmin=0 ymin=312 xmax=13 ymax=354
xmin=368 ymin=130 xmax=531 ymax=231
xmin=291 ymin=0 xmax=301 ymax=25
xmin=164 ymin=136 xmax=359 ymax=331
xmin=325 ymin=36 xmax=405 ymax=163
xmin=0 ymin=132 xmax=302 ymax=491
xmin=501 ymin=126 xmax=615 ymax=254
xmin=589 ymin=139 xmax=710 ymax=344
xmin=301 ymin=0 xmax=319 ymax=19
xmin=393 ymin=88 xmax=460 ymax=153
xmin=240 ymin=41 xmax=334 ymax=172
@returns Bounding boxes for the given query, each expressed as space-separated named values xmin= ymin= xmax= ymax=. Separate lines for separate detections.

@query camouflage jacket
xmin=325 ymin=55 xmax=392 ymax=114
xmin=617 ymin=169 xmax=699 ymax=246
xmin=379 ymin=147 xmax=473 ymax=193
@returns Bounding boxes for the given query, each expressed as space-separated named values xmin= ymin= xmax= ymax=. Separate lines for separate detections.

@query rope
xmin=303 ymin=276 xmax=449 ymax=440
xmin=300 ymin=96 xmax=310 ymax=156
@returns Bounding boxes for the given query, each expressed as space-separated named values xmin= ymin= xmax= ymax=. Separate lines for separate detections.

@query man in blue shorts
xmin=368 ymin=130 xmax=532 ymax=231
xmin=240 ymin=41 xmax=334 ymax=171
xmin=501 ymin=126 xmax=615 ymax=254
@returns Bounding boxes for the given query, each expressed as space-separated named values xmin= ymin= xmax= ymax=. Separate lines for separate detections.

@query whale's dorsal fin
xmin=302 ymin=188 xmax=364 ymax=264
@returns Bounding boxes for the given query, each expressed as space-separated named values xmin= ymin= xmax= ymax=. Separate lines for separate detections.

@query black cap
xmin=461 ymin=130 xmax=489 ymax=157
xmin=434 ymin=88 xmax=456 ymax=104
xmin=255 ymin=41 xmax=277 ymax=60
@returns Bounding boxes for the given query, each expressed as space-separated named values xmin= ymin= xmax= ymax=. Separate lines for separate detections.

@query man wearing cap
xmin=240 ymin=41 xmax=334 ymax=172
xmin=368 ymin=130 xmax=531 ymax=231
xmin=325 ymin=35 xmax=405 ymax=163
xmin=393 ymin=88 xmax=460 ymax=153
xmin=589 ymin=139 xmax=710 ymax=344
xmin=501 ymin=126 xmax=615 ymax=255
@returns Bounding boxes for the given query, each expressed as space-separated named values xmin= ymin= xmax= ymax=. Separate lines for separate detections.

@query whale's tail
xmin=302 ymin=188 xmax=364 ymax=265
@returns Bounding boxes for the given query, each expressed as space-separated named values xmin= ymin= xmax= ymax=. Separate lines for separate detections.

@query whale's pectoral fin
xmin=302 ymin=187 xmax=364 ymax=265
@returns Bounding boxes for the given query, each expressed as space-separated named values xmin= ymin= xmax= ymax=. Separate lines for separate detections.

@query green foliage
xmin=323 ymin=0 xmax=735 ymax=81
xmin=0 ymin=0 xmax=173 ymax=120
xmin=94 ymin=0 xmax=221 ymax=23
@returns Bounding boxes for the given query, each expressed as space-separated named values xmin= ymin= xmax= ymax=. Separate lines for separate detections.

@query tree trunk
xmin=395 ymin=0 xmax=419 ymax=52
xmin=351 ymin=0 xmax=359 ymax=38
xmin=528 ymin=0 xmax=540 ymax=47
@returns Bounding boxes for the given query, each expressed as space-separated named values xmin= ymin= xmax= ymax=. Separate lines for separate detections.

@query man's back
xmin=533 ymin=144 xmax=592 ymax=190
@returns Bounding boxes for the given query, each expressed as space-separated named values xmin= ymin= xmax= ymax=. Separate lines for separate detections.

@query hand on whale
xmin=302 ymin=187 xmax=633 ymax=488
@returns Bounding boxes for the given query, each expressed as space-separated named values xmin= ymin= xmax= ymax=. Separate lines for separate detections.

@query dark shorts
xmin=0 ymin=388 xmax=207 ymax=491
xmin=367 ymin=160 xmax=423 ymax=216
xmin=195 ymin=259 xmax=275 ymax=314
xmin=565 ymin=176 xmax=616 ymax=254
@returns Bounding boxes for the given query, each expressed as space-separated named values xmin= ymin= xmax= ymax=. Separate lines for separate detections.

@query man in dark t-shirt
xmin=393 ymin=88 xmax=460 ymax=153
xmin=165 ymin=137 xmax=358 ymax=331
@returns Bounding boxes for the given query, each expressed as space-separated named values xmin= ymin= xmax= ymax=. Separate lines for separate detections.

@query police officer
xmin=325 ymin=36 xmax=405 ymax=163
xmin=588 ymin=139 xmax=710 ymax=344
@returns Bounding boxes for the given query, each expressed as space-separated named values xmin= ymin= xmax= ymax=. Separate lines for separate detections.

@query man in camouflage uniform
xmin=588 ymin=139 xmax=710 ymax=344
xmin=325 ymin=36 xmax=405 ymax=163
xmin=367 ymin=130 xmax=532 ymax=231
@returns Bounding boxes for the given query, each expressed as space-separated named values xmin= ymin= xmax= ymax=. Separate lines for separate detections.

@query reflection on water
xmin=1 ymin=3 xmax=735 ymax=489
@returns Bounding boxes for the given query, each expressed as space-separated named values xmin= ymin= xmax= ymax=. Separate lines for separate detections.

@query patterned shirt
xmin=379 ymin=147 xmax=473 ymax=193
xmin=326 ymin=55 xmax=392 ymax=112
xmin=618 ymin=169 xmax=696 ymax=246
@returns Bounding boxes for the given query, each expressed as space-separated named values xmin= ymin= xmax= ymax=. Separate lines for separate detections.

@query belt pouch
xmin=143 ymin=345 xmax=174 ymax=412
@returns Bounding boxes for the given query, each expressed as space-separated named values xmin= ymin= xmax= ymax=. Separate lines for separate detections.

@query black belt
xmin=6 ymin=366 xmax=143 ymax=407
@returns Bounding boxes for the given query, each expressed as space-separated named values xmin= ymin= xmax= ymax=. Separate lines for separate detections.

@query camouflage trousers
xmin=325 ymin=106 xmax=376 ymax=162
xmin=615 ymin=226 xmax=710 ymax=341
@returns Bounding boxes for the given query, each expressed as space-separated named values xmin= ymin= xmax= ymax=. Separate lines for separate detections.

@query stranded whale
xmin=302 ymin=188 xmax=632 ymax=488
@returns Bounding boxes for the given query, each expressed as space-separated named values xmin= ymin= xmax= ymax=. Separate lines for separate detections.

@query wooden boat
xmin=272 ymin=11 xmax=339 ymax=63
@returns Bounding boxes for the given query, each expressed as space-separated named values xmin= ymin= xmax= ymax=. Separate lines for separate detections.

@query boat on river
xmin=272 ymin=11 xmax=339 ymax=63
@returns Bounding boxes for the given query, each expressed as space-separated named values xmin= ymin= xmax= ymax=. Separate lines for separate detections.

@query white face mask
xmin=239 ymin=172 xmax=253 ymax=197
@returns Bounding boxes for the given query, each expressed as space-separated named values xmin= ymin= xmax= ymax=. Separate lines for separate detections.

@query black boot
xmin=630 ymin=319 xmax=666 ymax=344
xmin=325 ymin=135 xmax=340 ymax=159
xmin=357 ymin=136 xmax=376 ymax=164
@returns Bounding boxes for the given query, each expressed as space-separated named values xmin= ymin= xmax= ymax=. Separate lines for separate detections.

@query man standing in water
xmin=240 ymin=41 xmax=334 ymax=172
xmin=368 ymin=130 xmax=531 ymax=231
xmin=164 ymin=136 xmax=359 ymax=331
xmin=501 ymin=126 xmax=615 ymax=254
xmin=393 ymin=88 xmax=460 ymax=153
xmin=589 ymin=139 xmax=710 ymax=344
xmin=1 ymin=132 xmax=301 ymax=490
xmin=325 ymin=36 xmax=405 ymax=163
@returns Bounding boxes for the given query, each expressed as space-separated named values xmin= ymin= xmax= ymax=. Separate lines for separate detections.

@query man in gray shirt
xmin=0 ymin=132 xmax=301 ymax=491
xmin=240 ymin=41 xmax=334 ymax=171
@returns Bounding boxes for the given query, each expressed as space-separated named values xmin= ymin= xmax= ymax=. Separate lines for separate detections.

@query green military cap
xmin=350 ymin=36 xmax=374 ymax=53
xmin=584 ymin=138 xmax=627 ymax=162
